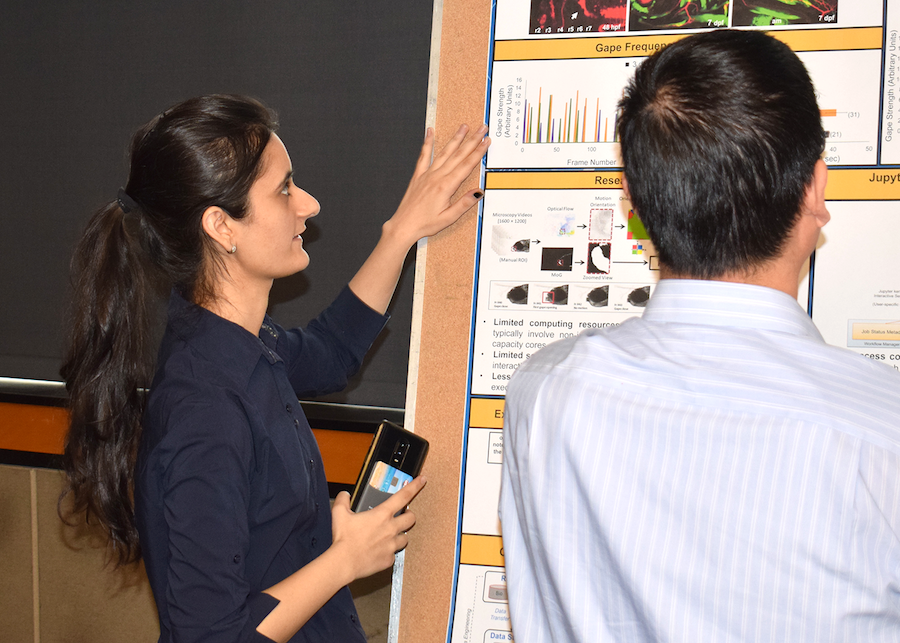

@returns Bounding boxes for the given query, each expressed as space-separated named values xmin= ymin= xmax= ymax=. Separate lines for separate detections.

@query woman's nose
xmin=297 ymin=188 xmax=320 ymax=219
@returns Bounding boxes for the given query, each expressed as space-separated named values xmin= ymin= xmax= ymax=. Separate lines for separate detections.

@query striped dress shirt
xmin=500 ymin=279 xmax=900 ymax=642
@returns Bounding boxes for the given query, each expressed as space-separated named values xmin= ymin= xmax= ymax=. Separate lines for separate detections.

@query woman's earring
xmin=229 ymin=244 xmax=237 ymax=254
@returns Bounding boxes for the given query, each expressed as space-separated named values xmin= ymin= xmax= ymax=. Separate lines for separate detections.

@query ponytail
xmin=60 ymin=199 xmax=158 ymax=565
xmin=59 ymin=94 xmax=276 ymax=565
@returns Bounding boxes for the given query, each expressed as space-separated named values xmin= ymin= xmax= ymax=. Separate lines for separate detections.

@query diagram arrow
xmin=615 ymin=224 xmax=625 ymax=229
xmin=613 ymin=260 xmax=648 ymax=265
xmin=532 ymin=239 xmax=541 ymax=245
xmin=577 ymin=224 xmax=587 ymax=229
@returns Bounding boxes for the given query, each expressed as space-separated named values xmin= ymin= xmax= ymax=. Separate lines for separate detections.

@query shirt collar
xmin=165 ymin=291 xmax=283 ymax=380
xmin=641 ymin=279 xmax=825 ymax=341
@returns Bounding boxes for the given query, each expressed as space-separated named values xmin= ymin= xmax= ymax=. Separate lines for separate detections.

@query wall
xmin=0 ymin=2 xmax=435 ymax=409
xmin=0 ymin=394 xmax=397 ymax=641
xmin=0 ymin=464 xmax=159 ymax=642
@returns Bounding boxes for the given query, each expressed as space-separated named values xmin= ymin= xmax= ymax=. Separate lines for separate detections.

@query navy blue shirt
xmin=135 ymin=287 xmax=388 ymax=643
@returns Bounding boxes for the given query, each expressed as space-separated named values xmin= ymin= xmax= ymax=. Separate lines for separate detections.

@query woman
xmin=61 ymin=94 xmax=489 ymax=642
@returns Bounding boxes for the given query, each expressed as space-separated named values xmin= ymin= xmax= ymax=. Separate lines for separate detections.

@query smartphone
xmin=350 ymin=420 xmax=428 ymax=512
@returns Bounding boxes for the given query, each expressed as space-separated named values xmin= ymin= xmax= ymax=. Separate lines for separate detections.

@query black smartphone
xmin=350 ymin=420 xmax=429 ymax=512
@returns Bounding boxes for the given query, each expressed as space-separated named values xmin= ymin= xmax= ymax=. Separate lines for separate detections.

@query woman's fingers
xmin=333 ymin=490 xmax=351 ymax=511
xmin=329 ymin=476 xmax=427 ymax=578
xmin=448 ymin=131 xmax=491 ymax=182
xmin=428 ymin=124 xmax=489 ymax=176
xmin=428 ymin=124 xmax=473 ymax=173
xmin=381 ymin=475 xmax=427 ymax=517
xmin=384 ymin=124 xmax=490 ymax=247
xmin=413 ymin=127 xmax=437 ymax=177
xmin=415 ymin=126 xmax=489 ymax=211
xmin=429 ymin=189 xmax=485 ymax=232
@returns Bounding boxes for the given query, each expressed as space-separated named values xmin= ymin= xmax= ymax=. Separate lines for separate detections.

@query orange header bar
xmin=494 ymin=27 xmax=882 ymax=61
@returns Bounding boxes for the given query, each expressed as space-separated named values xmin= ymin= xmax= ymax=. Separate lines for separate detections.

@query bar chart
xmin=799 ymin=49 xmax=881 ymax=166
xmin=487 ymin=58 xmax=639 ymax=168
xmin=487 ymin=48 xmax=881 ymax=169
xmin=521 ymin=88 xmax=618 ymax=145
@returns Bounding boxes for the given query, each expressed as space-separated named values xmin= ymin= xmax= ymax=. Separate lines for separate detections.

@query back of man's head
xmin=617 ymin=30 xmax=825 ymax=279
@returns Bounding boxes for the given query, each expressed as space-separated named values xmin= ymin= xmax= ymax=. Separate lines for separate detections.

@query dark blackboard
xmin=0 ymin=2 xmax=434 ymax=408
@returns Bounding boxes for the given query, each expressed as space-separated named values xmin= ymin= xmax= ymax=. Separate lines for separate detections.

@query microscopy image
xmin=589 ymin=208 xmax=614 ymax=241
xmin=557 ymin=215 xmax=577 ymax=237
xmin=530 ymin=0 xmax=627 ymax=35
xmin=507 ymin=284 xmax=529 ymax=305
xmin=733 ymin=0 xmax=837 ymax=27
xmin=491 ymin=225 xmax=514 ymax=256
xmin=587 ymin=242 xmax=611 ymax=274
xmin=490 ymin=281 xmax=531 ymax=308
xmin=587 ymin=285 xmax=610 ymax=307
xmin=627 ymin=209 xmax=650 ymax=240
xmin=629 ymin=0 xmax=730 ymax=31
xmin=541 ymin=284 xmax=569 ymax=305
xmin=627 ymin=285 xmax=651 ymax=307
xmin=541 ymin=247 xmax=574 ymax=271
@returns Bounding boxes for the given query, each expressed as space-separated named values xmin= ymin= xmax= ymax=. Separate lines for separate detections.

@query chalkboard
xmin=0 ymin=2 xmax=433 ymax=409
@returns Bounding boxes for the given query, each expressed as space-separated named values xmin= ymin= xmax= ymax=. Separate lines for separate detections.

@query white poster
xmin=446 ymin=3 xmax=900 ymax=641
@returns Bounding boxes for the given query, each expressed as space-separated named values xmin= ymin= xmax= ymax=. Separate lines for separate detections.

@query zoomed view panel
xmin=733 ymin=0 xmax=838 ymax=27
xmin=629 ymin=0 xmax=730 ymax=31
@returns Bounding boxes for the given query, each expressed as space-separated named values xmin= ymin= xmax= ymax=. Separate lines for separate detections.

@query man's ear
xmin=806 ymin=159 xmax=830 ymax=229
xmin=201 ymin=206 xmax=237 ymax=254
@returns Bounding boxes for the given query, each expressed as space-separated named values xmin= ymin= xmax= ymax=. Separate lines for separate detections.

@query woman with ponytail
xmin=61 ymin=94 xmax=490 ymax=643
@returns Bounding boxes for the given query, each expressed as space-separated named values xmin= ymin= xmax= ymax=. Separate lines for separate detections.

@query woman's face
xmin=230 ymin=134 xmax=319 ymax=283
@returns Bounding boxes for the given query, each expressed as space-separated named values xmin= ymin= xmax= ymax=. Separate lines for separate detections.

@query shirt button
xmin=315 ymin=502 xmax=320 ymax=511
xmin=309 ymin=459 xmax=315 ymax=467
xmin=294 ymin=419 xmax=300 ymax=428
xmin=233 ymin=554 xmax=241 ymax=564
xmin=349 ymin=614 xmax=357 ymax=624
xmin=285 ymin=403 xmax=292 ymax=413
xmin=311 ymin=537 xmax=317 ymax=548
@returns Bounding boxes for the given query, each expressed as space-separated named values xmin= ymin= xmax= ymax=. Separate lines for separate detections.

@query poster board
xmin=402 ymin=1 xmax=900 ymax=642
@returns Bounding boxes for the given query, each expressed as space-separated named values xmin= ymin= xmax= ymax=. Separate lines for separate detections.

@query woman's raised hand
xmin=383 ymin=124 xmax=491 ymax=248
xmin=347 ymin=124 xmax=490 ymax=314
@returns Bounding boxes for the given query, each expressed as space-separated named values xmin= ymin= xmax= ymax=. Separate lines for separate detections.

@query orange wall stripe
xmin=311 ymin=428 xmax=374 ymax=485
xmin=0 ymin=402 xmax=68 ymax=454
xmin=0 ymin=403 xmax=373 ymax=484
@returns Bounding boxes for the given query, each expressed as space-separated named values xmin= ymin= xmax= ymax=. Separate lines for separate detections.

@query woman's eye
xmin=281 ymin=184 xmax=290 ymax=196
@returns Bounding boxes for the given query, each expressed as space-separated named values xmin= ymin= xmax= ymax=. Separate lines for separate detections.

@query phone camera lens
xmin=391 ymin=441 xmax=409 ymax=466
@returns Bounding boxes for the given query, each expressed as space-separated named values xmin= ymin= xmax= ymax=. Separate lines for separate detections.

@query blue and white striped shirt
xmin=500 ymin=279 xmax=900 ymax=642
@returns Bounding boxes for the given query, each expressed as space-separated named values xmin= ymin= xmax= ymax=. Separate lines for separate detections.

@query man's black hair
xmin=617 ymin=30 xmax=825 ymax=278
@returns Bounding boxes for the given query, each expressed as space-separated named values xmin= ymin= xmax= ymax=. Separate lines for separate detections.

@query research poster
xmin=446 ymin=2 xmax=900 ymax=641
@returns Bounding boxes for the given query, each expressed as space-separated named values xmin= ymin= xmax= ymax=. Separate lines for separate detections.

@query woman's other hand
xmin=330 ymin=475 xmax=427 ymax=581
xmin=258 ymin=477 xmax=426 ymax=642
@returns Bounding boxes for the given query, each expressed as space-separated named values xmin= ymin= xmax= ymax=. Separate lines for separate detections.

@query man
xmin=500 ymin=30 xmax=900 ymax=642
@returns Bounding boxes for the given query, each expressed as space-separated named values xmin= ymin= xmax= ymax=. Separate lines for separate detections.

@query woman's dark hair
xmin=617 ymin=30 xmax=826 ymax=278
xmin=60 ymin=94 xmax=277 ymax=564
